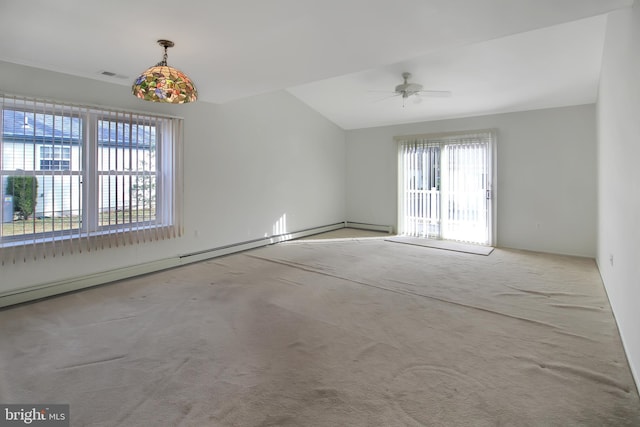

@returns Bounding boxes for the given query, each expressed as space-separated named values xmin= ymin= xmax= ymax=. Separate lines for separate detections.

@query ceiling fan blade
xmin=419 ymin=90 xmax=452 ymax=97
xmin=373 ymin=93 xmax=401 ymax=103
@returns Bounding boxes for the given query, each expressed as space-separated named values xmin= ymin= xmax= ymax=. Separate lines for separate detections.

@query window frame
xmin=0 ymin=95 xmax=182 ymax=262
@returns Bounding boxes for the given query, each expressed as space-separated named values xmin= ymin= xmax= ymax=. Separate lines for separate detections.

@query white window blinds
xmin=397 ymin=130 xmax=494 ymax=245
xmin=0 ymin=94 xmax=183 ymax=264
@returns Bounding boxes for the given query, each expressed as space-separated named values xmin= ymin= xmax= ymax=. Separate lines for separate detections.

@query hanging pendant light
xmin=132 ymin=39 xmax=197 ymax=104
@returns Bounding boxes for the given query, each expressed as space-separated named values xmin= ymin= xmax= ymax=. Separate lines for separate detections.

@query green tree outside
xmin=6 ymin=176 xmax=38 ymax=220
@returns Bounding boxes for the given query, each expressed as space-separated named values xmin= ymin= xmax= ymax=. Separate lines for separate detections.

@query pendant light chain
xmin=160 ymin=45 xmax=168 ymax=66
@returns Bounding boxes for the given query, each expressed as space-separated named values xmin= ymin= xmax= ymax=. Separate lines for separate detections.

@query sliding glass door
xmin=397 ymin=131 xmax=494 ymax=245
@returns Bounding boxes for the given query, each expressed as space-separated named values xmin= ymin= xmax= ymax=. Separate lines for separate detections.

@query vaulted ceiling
xmin=0 ymin=0 xmax=633 ymax=129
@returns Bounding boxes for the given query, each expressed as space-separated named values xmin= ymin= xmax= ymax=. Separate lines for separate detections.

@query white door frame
xmin=396 ymin=129 xmax=497 ymax=246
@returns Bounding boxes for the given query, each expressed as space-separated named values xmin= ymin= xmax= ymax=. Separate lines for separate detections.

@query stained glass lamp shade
xmin=132 ymin=40 xmax=197 ymax=104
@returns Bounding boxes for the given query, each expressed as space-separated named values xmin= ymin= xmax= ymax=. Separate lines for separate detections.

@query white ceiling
xmin=0 ymin=0 xmax=633 ymax=129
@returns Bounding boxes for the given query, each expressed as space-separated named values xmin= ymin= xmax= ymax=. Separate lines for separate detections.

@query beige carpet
xmin=297 ymin=228 xmax=391 ymax=241
xmin=385 ymin=236 xmax=495 ymax=255
xmin=0 ymin=237 xmax=639 ymax=426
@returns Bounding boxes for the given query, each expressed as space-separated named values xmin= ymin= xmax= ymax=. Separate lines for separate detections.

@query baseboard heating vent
xmin=345 ymin=222 xmax=394 ymax=234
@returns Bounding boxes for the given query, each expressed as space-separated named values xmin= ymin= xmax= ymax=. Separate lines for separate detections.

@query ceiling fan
xmin=376 ymin=72 xmax=451 ymax=107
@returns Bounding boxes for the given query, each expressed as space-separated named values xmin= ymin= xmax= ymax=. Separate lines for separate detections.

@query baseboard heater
xmin=345 ymin=222 xmax=393 ymax=233
xmin=0 ymin=221 xmax=391 ymax=309
xmin=178 ymin=222 xmax=345 ymax=264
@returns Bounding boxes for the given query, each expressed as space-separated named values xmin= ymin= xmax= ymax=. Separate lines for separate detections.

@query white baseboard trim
xmin=0 ymin=222 xmax=347 ymax=309
xmin=595 ymin=258 xmax=640 ymax=396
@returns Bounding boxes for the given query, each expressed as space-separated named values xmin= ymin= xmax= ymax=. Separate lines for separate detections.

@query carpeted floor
xmin=385 ymin=236 xmax=494 ymax=255
xmin=0 ymin=235 xmax=639 ymax=426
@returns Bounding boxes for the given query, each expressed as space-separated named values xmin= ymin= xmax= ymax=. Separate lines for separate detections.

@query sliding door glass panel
xmin=401 ymin=144 xmax=440 ymax=238
xmin=441 ymin=142 xmax=489 ymax=244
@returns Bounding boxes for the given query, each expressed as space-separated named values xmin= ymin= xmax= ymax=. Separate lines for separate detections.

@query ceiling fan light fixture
xmin=132 ymin=40 xmax=197 ymax=104
xmin=395 ymin=72 xmax=423 ymax=98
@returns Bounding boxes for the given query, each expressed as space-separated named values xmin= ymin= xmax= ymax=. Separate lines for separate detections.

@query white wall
xmin=597 ymin=1 xmax=640 ymax=387
xmin=346 ymin=104 xmax=597 ymax=257
xmin=0 ymin=61 xmax=346 ymax=292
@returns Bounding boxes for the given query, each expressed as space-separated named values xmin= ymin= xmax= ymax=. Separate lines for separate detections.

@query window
xmin=40 ymin=146 xmax=71 ymax=170
xmin=97 ymin=118 xmax=158 ymax=227
xmin=0 ymin=95 xmax=183 ymax=263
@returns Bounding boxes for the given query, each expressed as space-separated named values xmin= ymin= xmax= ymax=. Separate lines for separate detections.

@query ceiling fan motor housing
xmin=395 ymin=82 xmax=424 ymax=98
xmin=395 ymin=72 xmax=423 ymax=98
